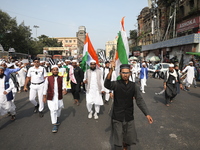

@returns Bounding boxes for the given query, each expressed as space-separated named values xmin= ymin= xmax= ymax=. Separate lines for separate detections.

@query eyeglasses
xmin=121 ymin=72 xmax=131 ymax=74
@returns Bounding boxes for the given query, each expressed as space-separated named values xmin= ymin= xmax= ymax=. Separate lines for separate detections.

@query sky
xmin=0 ymin=0 xmax=149 ymax=49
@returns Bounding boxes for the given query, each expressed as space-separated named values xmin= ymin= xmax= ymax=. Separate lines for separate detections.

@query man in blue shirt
xmin=1 ymin=62 xmax=24 ymax=81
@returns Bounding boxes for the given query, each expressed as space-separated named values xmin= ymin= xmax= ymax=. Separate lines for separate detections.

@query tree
xmin=0 ymin=10 xmax=33 ymax=53
xmin=0 ymin=10 xmax=62 ymax=56
xmin=38 ymin=35 xmax=62 ymax=47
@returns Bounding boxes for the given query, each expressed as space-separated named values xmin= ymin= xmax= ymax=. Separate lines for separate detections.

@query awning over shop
xmin=186 ymin=52 xmax=200 ymax=56
xmin=142 ymin=34 xmax=200 ymax=51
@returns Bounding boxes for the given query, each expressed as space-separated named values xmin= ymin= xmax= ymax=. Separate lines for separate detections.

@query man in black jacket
xmin=67 ymin=60 xmax=84 ymax=106
xmin=104 ymin=63 xmax=153 ymax=150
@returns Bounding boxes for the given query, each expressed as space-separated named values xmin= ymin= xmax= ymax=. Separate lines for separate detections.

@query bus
xmin=37 ymin=54 xmax=52 ymax=61
xmin=9 ymin=52 xmax=29 ymax=60
xmin=53 ymin=55 xmax=62 ymax=59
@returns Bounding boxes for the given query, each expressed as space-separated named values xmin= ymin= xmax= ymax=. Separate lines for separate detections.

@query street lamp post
xmin=33 ymin=25 xmax=39 ymax=39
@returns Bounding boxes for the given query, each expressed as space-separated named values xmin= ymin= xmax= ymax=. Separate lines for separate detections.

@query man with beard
xmin=0 ymin=66 xmax=16 ymax=120
xmin=43 ymin=65 xmax=67 ymax=133
xmin=104 ymin=62 xmax=153 ymax=150
xmin=67 ymin=60 xmax=84 ymax=106
xmin=83 ymin=60 xmax=104 ymax=119
xmin=164 ymin=64 xmax=183 ymax=106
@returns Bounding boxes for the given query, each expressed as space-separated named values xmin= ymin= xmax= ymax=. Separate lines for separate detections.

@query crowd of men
xmin=0 ymin=57 xmax=197 ymax=150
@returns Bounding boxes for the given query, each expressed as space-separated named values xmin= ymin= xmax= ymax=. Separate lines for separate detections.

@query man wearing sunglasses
xmin=24 ymin=57 xmax=47 ymax=117
xmin=104 ymin=62 xmax=153 ymax=150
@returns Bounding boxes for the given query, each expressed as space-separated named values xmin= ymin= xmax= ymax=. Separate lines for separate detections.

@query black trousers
xmin=71 ymin=81 xmax=81 ymax=100
xmin=165 ymin=84 xmax=177 ymax=104
xmin=112 ymin=119 xmax=138 ymax=148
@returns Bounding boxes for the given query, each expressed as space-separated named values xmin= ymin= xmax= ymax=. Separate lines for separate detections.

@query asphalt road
xmin=0 ymin=78 xmax=200 ymax=150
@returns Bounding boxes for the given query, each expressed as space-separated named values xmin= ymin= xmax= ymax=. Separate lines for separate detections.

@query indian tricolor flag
xmin=115 ymin=17 xmax=129 ymax=79
xmin=80 ymin=33 xmax=99 ymax=72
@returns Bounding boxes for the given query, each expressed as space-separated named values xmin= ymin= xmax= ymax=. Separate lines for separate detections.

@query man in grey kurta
xmin=164 ymin=64 xmax=183 ymax=106
xmin=104 ymin=63 xmax=153 ymax=150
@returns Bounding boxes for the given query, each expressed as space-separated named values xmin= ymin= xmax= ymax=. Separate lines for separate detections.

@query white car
xmin=148 ymin=63 xmax=170 ymax=79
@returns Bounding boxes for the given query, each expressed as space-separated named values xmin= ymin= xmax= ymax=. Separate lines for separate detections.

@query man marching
xmin=104 ymin=62 xmax=153 ymax=150
xmin=83 ymin=60 xmax=104 ymax=119
xmin=24 ymin=57 xmax=47 ymax=117
xmin=43 ymin=65 xmax=67 ymax=133
xmin=181 ymin=61 xmax=195 ymax=91
xmin=101 ymin=61 xmax=115 ymax=104
xmin=164 ymin=64 xmax=183 ymax=106
xmin=0 ymin=66 xmax=16 ymax=120
xmin=140 ymin=63 xmax=148 ymax=93
xmin=67 ymin=60 xmax=84 ymax=106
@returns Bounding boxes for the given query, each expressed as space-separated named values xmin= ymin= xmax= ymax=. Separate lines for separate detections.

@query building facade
xmin=105 ymin=38 xmax=117 ymax=60
xmin=76 ymin=26 xmax=86 ymax=43
xmin=44 ymin=26 xmax=86 ymax=59
xmin=53 ymin=37 xmax=84 ymax=55
xmin=138 ymin=0 xmax=200 ymax=68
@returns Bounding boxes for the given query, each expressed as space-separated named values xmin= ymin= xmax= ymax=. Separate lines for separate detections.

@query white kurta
xmin=130 ymin=66 xmax=138 ymax=82
xmin=85 ymin=71 xmax=103 ymax=106
xmin=182 ymin=66 xmax=195 ymax=85
xmin=0 ymin=77 xmax=16 ymax=116
xmin=43 ymin=76 xmax=66 ymax=111
xmin=17 ymin=67 xmax=27 ymax=87
xmin=101 ymin=68 xmax=116 ymax=101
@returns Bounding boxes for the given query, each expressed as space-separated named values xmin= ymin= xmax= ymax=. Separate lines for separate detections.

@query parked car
xmin=148 ymin=63 xmax=170 ymax=79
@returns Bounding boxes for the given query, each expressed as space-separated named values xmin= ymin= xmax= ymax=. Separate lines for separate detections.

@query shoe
xmin=55 ymin=121 xmax=60 ymax=126
xmin=94 ymin=112 xmax=99 ymax=120
xmin=142 ymin=91 xmax=145 ymax=93
xmin=184 ymin=88 xmax=190 ymax=91
xmin=88 ymin=111 xmax=93 ymax=119
xmin=33 ymin=104 xmax=39 ymax=113
xmin=52 ymin=125 xmax=58 ymax=133
xmin=166 ymin=104 xmax=170 ymax=107
xmin=39 ymin=111 xmax=44 ymax=118
xmin=11 ymin=115 xmax=16 ymax=121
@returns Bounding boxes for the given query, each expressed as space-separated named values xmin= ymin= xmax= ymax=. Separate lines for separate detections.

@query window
xmin=162 ymin=64 xmax=169 ymax=69
xmin=74 ymin=40 xmax=76 ymax=43
xmin=65 ymin=40 xmax=68 ymax=43
xmin=180 ymin=6 xmax=184 ymax=16
xmin=189 ymin=0 xmax=194 ymax=9
xmin=69 ymin=40 xmax=72 ymax=43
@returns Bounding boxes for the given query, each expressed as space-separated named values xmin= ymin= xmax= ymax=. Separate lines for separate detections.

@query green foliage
xmin=0 ymin=10 xmax=62 ymax=56
xmin=129 ymin=30 xmax=138 ymax=40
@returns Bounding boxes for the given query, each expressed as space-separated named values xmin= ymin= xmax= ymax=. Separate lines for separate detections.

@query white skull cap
xmin=90 ymin=60 xmax=96 ymax=63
